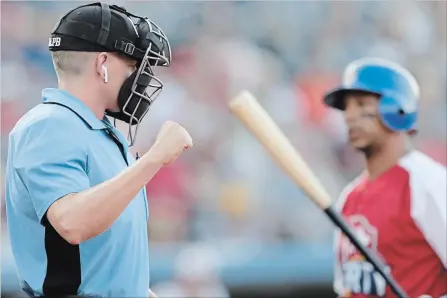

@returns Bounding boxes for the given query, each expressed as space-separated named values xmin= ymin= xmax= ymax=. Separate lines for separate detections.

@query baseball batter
xmin=324 ymin=58 xmax=447 ymax=298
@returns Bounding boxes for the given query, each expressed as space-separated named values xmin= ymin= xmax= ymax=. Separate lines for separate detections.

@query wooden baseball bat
xmin=228 ymin=90 xmax=408 ymax=298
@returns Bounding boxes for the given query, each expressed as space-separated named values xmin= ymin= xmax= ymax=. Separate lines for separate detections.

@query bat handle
xmin=325 ymin=206 xmax=409 ymax=298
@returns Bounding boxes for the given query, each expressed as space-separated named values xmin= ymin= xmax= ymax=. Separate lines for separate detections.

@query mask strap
xmin=98 ymin=3 xmax=111 ymax=46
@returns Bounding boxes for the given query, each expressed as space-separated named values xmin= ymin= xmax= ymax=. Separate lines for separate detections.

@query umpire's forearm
xmin=47 ymin=148 xmax=164 ymax=244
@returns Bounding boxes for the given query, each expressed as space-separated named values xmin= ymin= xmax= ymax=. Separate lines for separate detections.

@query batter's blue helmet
xmin=324 ymin=58 xmax=420 ymax=133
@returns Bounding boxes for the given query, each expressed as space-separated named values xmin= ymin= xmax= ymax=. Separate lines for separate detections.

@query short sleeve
xmin=400 ymin=152 xmax=447 ymax=268
xmin=410 ymin=165 xmax=447 ymax=268
xmin=13 ymin=116 xmax=90 ymax=223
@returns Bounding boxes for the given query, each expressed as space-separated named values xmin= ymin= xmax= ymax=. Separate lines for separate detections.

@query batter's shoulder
xmin=335 ymin=173 xmax=366 ymax=210
xmin=399 ymin=150 xmax=446 ymax=191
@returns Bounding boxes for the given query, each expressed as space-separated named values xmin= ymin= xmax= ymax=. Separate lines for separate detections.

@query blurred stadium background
xmin=1 ymin=1 xmax=446 ymax=297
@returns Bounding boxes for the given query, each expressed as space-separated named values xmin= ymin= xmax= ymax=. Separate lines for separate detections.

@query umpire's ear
xmin=96 ymin=52 xmax=109 ymax=79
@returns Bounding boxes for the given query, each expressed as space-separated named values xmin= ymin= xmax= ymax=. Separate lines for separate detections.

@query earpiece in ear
xmin=102 ymin=65 xmax=108 ymax=83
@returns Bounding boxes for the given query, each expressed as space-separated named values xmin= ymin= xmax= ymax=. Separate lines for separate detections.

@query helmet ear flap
xmin=378 ymin=96 xmax=418 ymax=132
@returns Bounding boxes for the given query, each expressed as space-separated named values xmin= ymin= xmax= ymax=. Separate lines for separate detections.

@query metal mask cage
xmin=142 ymin=18 xmax=171 ymax=67
xmin=106 ymin=7 xmax=171 ymax=147
xmin=121 ymin=45 xmax=166 ymax=146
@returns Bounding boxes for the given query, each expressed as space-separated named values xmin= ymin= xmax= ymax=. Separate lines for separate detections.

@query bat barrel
xmin=229 ymin=90 xmax=332 ymax=209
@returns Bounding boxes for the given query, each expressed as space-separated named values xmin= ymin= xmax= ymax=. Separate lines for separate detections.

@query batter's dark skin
xmin=343 ymin=92 xmax=412 ymax=181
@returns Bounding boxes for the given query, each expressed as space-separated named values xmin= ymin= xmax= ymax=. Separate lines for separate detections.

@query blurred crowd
xmin=1 ymin=1 xmax=446 ymax=294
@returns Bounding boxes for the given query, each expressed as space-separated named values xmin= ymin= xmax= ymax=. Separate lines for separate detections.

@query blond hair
xmin=51 ymin=51 xmax=95 ymax=77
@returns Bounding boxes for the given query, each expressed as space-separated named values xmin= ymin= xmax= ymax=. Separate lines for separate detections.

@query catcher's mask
xmin=49 ymin=2 xmax=171 ymax=146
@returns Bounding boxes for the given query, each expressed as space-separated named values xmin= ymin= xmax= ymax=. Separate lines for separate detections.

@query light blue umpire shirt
xmin=5 ymin=88 xmax=150 ymax=297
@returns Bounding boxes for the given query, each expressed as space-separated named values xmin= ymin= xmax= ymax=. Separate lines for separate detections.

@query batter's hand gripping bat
xmin=228 ymin=90 xmax=408 ymax=298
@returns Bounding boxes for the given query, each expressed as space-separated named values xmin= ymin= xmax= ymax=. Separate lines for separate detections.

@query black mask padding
xmin=106 ymin=68 xmax=152 ymax=125
xmin=135 ymin=19 xmax=167 ymax=66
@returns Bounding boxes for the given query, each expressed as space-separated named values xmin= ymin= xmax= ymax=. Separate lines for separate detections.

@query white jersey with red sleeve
xmin=333 ymin=150 xmax=447 ymax=298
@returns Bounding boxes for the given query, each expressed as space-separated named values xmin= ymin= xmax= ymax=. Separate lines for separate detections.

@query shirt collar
xmin=42 ymin=88 xmax=106 ymax=130
xmin=102 ymin=117 xmax=130 ymax=148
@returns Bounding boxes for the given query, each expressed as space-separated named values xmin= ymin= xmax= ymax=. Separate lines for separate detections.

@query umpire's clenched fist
xmin=151 ymin=121 xmax=193 ymax=166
